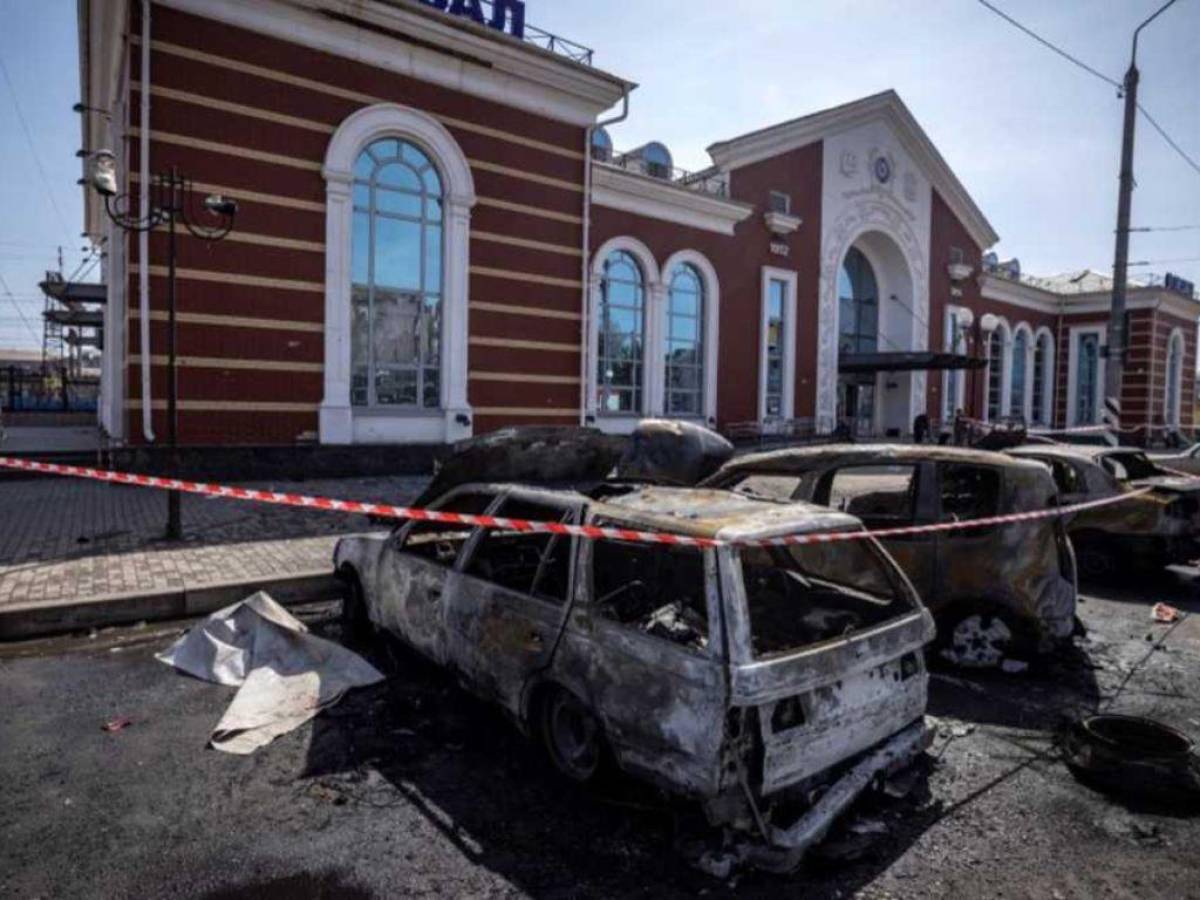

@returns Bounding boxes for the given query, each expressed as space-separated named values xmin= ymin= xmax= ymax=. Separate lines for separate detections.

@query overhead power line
xmin=0 ymin=273 xmax=42 ymax=343
xmin=0 ymin=53 xmax=75 ymax=242
xmin=1129 ymin=257 xmax=1200 ymax=266
xmin=973 ymin=0 xmax=1200 ymax=179
xmin=1129 ymin=224 xmax=1200 ymax=232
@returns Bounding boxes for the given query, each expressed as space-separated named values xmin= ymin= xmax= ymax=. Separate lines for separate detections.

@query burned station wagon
xmin=701 ymin=445 xmax=1078 ymax=668
xmin=1008 ymin=444 xmax=1200 ymax=577
xmin=335 ymin=483 xmax=934 ymax=869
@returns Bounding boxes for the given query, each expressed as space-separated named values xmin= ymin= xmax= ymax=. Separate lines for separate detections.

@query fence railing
xmin=599 ymin=153 xmax=729 ymax=197
xmin=1 ymin=367 xmax=98 ymax=413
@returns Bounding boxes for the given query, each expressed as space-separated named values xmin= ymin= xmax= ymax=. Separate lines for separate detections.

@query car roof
xmin=716 ymin=442 xmax=1047 ymax=475
xmin=1008 ymin=444 xmax=1140 ymax=463
xmin=453 ymin=483 xmax=863 ymax=541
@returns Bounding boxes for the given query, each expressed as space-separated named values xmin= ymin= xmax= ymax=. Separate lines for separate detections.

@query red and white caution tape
xmin=0 ymin=455 xmax=1155 ymax=549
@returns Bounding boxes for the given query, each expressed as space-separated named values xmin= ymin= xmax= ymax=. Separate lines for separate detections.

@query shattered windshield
xmin=1100 ymin=452 xmax=1161 ymax=481
xmin=740 ymin=537 xmax=915 ymax=659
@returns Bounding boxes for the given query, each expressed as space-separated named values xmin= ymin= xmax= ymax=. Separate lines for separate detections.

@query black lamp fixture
xmin=87 ymin=149 xmax=238 ymax=540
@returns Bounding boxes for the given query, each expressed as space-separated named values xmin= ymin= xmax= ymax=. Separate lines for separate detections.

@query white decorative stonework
xmin=840 ymin=151 xmax=858 ymax=178
xmin=818 ymin=116 xmax=933 ymax=434
xmin=320 ymin=102 xmax=476 ymax=445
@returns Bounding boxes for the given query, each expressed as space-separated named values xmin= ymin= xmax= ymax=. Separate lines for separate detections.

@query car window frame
xmin=936 ymin=462 xmax=1004 ymax=530
xmin=580 ymin=515 xmax=721 ymax=660
xmin=814 ymin=462 xmax=925 ymax=524
xmin=391 ymin=486 xmax=505 ymax=567
xmin=458 ymin=490 xmax=582 ymax=608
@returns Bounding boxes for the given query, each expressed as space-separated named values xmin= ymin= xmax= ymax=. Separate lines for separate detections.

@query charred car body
xmin=335 ymin=481 xmax=934 ymax=869
xmin=1008 ymin=444 xmax=1200 ymax=576
xmin=700 ymin=445 xmax=1078 ymax=667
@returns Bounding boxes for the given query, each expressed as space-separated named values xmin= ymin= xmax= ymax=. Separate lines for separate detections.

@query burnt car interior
xmin=591 ymin=538 xmax=710 ymax=650
xmin=1100 ymin=451 xmax=1163 ymax=481
xmin=741 ymin=541 xmax=912 ymax=657
xmin=815 ymin=465 xmax=918 ymax=524
xmin=464 ymin=498 xmax=575 ymax=605
xmin=939 ymin=464 xmax=1002 ymax=524
xmin=401 ymin=491 xmax=495 ymax=566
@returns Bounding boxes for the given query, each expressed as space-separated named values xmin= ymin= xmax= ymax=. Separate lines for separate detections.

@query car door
xmin=548 ymin=530 xmax=728 ymax=794
xmin=377 ymin=488 xmax=500 ymax=666
xmin=932 ymin=463 xmax=1005 ymax=614
xmin=447 ymin=492 xmax=581 ymax=716
xmin=813 ymin=462 xmax=938 ymax=603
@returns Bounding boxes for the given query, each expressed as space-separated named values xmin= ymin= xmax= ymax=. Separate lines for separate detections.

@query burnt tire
xmin=538 ymin=686 xmax=604 ymax=784
xmin=339 ymin=569 xmax=372 ymax=642
xmin=936 ymin=607 xmax=1031 ymax=670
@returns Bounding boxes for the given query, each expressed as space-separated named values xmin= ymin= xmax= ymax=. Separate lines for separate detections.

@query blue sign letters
xmin=417 ymin=0 xmax=526 ymax=39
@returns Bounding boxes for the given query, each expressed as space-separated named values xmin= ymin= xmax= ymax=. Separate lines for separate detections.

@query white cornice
xmin=707 ymin=90 xmax=999 ymax=252
xmin=154 ymin=0 xmax=632 ymax=126
xmin=592 ymin=164 xmax=754 ymax=236
xmin=980 ymin=273 xmax=1060 ymax=314
xmin=981 ymin=274 xmax=1200 ymax=321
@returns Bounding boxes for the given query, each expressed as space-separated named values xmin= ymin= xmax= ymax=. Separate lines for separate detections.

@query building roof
xmin=706 ymin=90 xmax=999 ymax=251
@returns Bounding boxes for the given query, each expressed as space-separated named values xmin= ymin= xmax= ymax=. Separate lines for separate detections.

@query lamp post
xmin=90 ymin=150 xmax=237 ymax=540
xmin=1105 ymin=0 xmax=1180 ymax=436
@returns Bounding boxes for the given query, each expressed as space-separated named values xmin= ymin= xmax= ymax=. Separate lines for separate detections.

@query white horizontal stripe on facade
xmin=130 ymin=354 xmax=323 ymax=373
xmin=470 ymin=336 xmax=579 ymax=354
xmin=138 ymin=37 xmax=585 ymax=161
xmin=471 ymin=266 xmax=582 ymax=290
xmin=130 ymin=309 xmax=324 ymax=333
xmin=131 ymin=264 xmax=322 ymax=293
xmin=471 ymin=301 xmax=581 ymax=321
xmin=470 ymin=370 xmax=580 ymax=384
xmin=473 ymin=406 xmax=579 ymax=418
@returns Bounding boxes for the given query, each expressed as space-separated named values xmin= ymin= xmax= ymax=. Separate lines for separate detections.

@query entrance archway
xmin=834 ymin=231 xmax=917 ymax=437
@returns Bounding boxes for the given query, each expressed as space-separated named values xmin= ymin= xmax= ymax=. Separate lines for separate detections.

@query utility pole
xmin=1104 ymin=0 xmax=1179 ymax=436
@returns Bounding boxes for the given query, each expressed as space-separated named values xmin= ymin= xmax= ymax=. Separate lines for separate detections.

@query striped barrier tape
xmin=0 ymin=455 xmax=1157 ymax=550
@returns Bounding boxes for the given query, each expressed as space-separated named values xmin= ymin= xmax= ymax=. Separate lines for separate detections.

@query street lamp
xmin=89 ymin=150 xmax=238 ymax=540
xmin=1105 ymin=0 xmax=1180 ymax=437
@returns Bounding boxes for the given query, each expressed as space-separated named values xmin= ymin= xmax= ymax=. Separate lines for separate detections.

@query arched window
xmin=987 ymin=330 xmax=1004 ymax=421
xmin=665 ymin=263 xmax=704 ymax=416
xmin=1166 ymin=330 xmax=1184 ymax=427
xmin=591 ymin=127 xmax=613 ymax=162
xmin=597 ymin=250 xmax=645 ymax=414
xmin=1010 ymin=330 xmax=1028 ymax=421
xmin=1076 ymin=333 xmax=1099 ymax=424
xmin=837 ymin=247 xmax=879 ymax=355
xmin=350 ymin=137 xmax=444 ymax=409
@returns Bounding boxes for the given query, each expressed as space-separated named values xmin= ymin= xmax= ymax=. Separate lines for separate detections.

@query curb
xmin=0 ymin=569 xmax=343 ymax=641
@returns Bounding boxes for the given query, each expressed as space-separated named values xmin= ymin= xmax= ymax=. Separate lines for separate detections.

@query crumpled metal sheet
xmin=156 ymin=592 xmax=384 ymax=754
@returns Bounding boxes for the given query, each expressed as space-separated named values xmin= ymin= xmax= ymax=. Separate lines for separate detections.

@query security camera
xmin=204 ymin=194 xmax=238 ymax=217
xmin=90 ymin=149 xmax=119 ymax=198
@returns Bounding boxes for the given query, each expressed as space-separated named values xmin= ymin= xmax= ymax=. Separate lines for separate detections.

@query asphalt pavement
xmin=2 ymin=570 xmax=1199 ymax=899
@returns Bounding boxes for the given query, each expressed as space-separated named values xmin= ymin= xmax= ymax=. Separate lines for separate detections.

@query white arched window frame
xmin=584 ymin=242 xmax=721 ymax=432
xmin=587 ymin=237 xmax=661 ymax=434
xmin=1010 ymin=323 xmax=1034 ymax=422
xmin=1165 ymin=327 xmax=1185 ymax=428
xmin=661 ymin=249 xmax=720 ymax=425
xmin=983 ymin=317 xmax=1012 ymax=422
xmin=320 ymin=103 xmax=476 ymax=445
xmin=1032 ymin=327 xmax=1055 ymax=427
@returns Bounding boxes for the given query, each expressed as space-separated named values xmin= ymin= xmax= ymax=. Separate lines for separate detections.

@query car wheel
xmin=340 ymin=569 xmax=372 ymax=641
xmin=939 ymin=610 xmax=1022 ymax=669
xmin=539 ymin=687 xmax=603 ymax=783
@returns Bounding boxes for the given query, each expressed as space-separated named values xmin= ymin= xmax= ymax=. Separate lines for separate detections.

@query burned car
xmin=701 ymin=445 xmax=1078 ymax=668
xmin=335 ymin=483 xmax=934 ymax=870
xmin=1008 ymin=444 xmax=1200 ymax=577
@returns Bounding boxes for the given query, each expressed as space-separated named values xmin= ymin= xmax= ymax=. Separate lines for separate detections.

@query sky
xmin=0 ymin=0 xmax=1197 ymax=352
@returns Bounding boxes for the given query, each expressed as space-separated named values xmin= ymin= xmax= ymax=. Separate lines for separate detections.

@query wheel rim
xmin=545 ymin=692 xmax=600 ymax=780
xmin=942 ymin=613 xmax=1013 ymax=668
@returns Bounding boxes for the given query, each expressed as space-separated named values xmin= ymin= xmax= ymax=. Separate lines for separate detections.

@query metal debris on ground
xmin=1062 ymin=714 xmax=1200 ymax=804
xmin=156 ymin=591 xmax=384 ymax=754
xmin=101 ymin=717 xmax=134 ymax=733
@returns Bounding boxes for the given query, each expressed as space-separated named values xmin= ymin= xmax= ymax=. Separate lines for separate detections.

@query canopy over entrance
xmin=838 ymin=351 xmax=986 ymax=374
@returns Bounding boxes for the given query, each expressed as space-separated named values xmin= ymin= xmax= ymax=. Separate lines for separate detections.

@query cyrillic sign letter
xmin=488 ymin=0 xmax=526 ymax=38
xmin=449 ymin=0 xmax=486 ymax=26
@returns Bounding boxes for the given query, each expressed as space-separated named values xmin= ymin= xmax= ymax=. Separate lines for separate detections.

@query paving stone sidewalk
xmin=0 ymin=473 xmax=430 ymax=608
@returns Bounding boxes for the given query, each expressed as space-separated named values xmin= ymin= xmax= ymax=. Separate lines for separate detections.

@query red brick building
xmin=79 ymin=0 xmax=1198 ymax=450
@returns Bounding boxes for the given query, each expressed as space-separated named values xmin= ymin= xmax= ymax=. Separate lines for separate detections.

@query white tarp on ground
xmin=156 ymin=591 xmax=384 ymax=754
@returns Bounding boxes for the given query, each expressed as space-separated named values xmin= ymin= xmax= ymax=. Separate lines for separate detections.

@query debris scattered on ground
xmin=101 ymin=717 xmax=133 ymax=733
xmin=1062 ymin=714 xmax=1200 ymax=805
xmin=1151 ymin=602 xmax=1181 ymax=624
xmin=156 ymin=591 xmax=384 ymax=754
xmin=882 ymin=767 xmax=922 ymax=800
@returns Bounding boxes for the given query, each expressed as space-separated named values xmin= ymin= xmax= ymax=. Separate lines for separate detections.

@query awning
xmin=838 ymin=352 xmax=987 ymax=374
